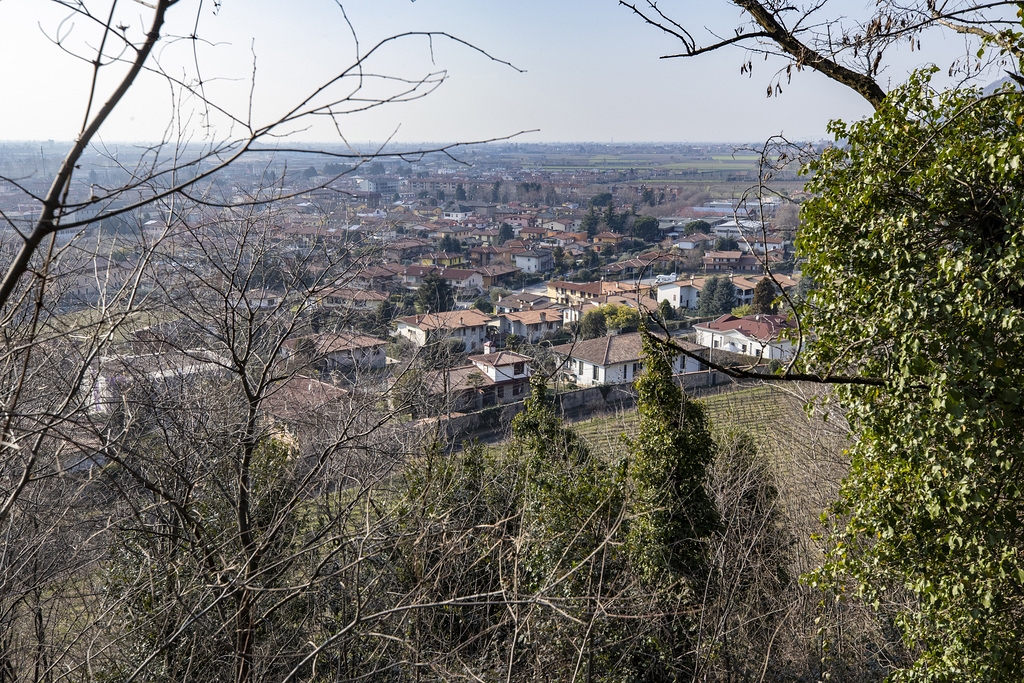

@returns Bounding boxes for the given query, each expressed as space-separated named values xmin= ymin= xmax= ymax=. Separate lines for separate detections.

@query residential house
xmin=494 ymin=292 xmax=555 ymax=313
xmin=517 ymin=226 xmax=548 ymax=241
xmin=592 ymin=232 xmax=625 ymax=246
xmin=468 ymin=245 xmax=509 ymax=267
xmin=546 ymin=280 xmax=652 ymax=306
xmin=401 ymin=264 xmax=440 ymax=288
xmin=436 ymin=268 xmax=485 ymax=297
xmin=674 ymin=232 xmax=714 ymax=251
xmin=513 ymin=249 xmax=555 ymax=275
xmin=542 ymin=218 xmax=577 ymax=232
xmin=418 ymin=251 xmax=466 ymax=267
xmin=476 ymin=264 xmax=522 ymax=289
xmin=282 ymin=332 xmax=388 ymax=371
xmin=317 ymin=287 xmax=389 ymax=311
xmin=417 ymin=350 xmax=532 ymax=413
xmin=395 ymin=309 xmax=494 ymax=353
xmin=383 ymin=237 xmax=432 ymax=262
xmin=693 ymin=314 xmax=797 ymax=360
xmin=495 ymin=309 xmax=564 ymax=343
xmin=656 ymin=277 xmax=705 ymax=310
xmin=562 ymin=294 xmax=645 ymax=324
xmin=737 ymin=234 xmax=785 ymax=254
xmin=702 ymin=250 xmax=764 ymax=273
xmin=551 ymin=331 xmax=705 ymax=386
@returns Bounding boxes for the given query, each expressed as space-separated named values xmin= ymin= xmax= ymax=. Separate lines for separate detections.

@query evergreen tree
xmin=581 ymin=207 xmax=600 ymax=237
xmin=625 ymin=330 xmax=718 ymax=674
xmin=415 ymin=272 xmax=455 ymax=313
xmin=628 ymin=331 xmax=717 ymax=583
xmin=711 ymin=277 xmax=737 ymax=316
xmin=698 ymin=276 xmax=735 ymax=318
xmin=751 ymin=277 xmax=778 ymax=314
xmin=496 ymin=222 xmax=514 ymax=246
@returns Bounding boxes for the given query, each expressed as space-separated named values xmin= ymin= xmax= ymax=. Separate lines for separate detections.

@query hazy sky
xmin=0 ymin=1 xmax=986 ymax=145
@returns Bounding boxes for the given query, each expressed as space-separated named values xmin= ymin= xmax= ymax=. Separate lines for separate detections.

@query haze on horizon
xmin=0 ymin=0 xmax=988 ymax=147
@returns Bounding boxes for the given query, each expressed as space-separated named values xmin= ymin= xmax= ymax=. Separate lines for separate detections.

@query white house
xmin=657 ymin=276 xmax=715 ymax=310
xmin=414 ymin=350 xmax=533 ymax=413
xmin=283 ymin=332 xmax=388 ymax=371
xmin=495 ymin=309 xmax=564 ymax=343
xmin=693 ymin=314 xmax=797 ymax=360
xmin=513 ymin=249 xmax=554 ymax=274
xmin=551 ymin=331 xmax=705 ymax=387
xmin=395 ymin=309 xmax=495 ymax=353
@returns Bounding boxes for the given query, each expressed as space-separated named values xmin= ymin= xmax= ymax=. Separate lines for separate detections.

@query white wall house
xmin=496 ymin=310 xmax=563 ymax=343
xmin=513 ymin=249 xmax=554 ymax=274
xmin=656 ymin=280 xmax=702 ymax=310
xmin=551 ymin=332 xmax=705 ymax=387
xmin=693 ymin=314 xmax=796 ymax=360
xmin=395 ymin=309 xmax=494 ymax=353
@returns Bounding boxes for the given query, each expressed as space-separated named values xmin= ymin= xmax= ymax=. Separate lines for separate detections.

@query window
xmin=513 ymin=362 xmax=524 ymax=375
xmin=592 ymin=365 xmax=599 ymax=380
xmin=497 ymin=386 xmax=505 ymax=398
xmin=513 ymin=383 xmax=523 ymax=396
xmin=713 ymin=340 xmax=720 ymax=348
xmin=632 ymin=362 xmax=641 ymax=377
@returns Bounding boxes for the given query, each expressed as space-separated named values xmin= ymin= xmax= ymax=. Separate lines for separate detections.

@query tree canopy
xmin=415 ymin=272 xmax=455 ymax=313
xmin=799 ymin=68 xmax=1024 ymax=681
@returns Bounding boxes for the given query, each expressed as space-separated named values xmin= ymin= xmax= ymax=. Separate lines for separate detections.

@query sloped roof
xmin=695 ymin=314 xmax=796 ymax=340
xmin=467 ymin=350 xmax=533 ymax=367
xmin=552 ymin=331 xmax=703 ymax=367
xmin=396 ymin=309 xmax=494 ymax=330
xmin=498 ymin=309 xmax=563 ymax=325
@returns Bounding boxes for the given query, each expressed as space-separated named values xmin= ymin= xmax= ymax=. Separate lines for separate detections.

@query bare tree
xmin=0 ymin=4 xmax=530 ymax=681
xmin=619 ymin=0 xmax=1022 ymax=109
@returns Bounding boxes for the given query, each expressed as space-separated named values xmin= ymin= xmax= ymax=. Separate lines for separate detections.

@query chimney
xmin=483 ymin=340 xmax=496 ymax=354
xmin=540 ymin=312 xmax=547 ymax=322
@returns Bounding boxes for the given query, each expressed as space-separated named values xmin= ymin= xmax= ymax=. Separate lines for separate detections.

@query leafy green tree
xmin=552 ymin=245 xmax=566 ymax=271
xmin=684 ymin=220 xmax=711 ymax=235
xmin=711 ymin=277 xmax=737 ymax=315
xmin=658 ymin=298 xmax=674 ymax=322
xmin=508 ymin=380 xmax=629 ymax=678
xmin=472 ymin=297 xmax=493 ymax=314
xmin=730 ymin=303 xmax=752 ymax=317
xmin=415 ymin=272 xmax=455 ymax=313
xmin=801 ymin=68 xmax=1024 ymax=682
xmin=455 ymin=183 xmax=467 ymax=201
xmin=590 ymin=192 xmax=613 ymax=207
xmin=438 ymin=234 xmax=462 ymax=253
xmin=579 ymin=308 xmax=607 ymax=339
xmin=603 ymin=303 xmax=641 ymax=334
xmin=795 ymin=273 xmax=815 ymax=302
xmin=628 ymin=331 xmax=717 ymax=583
xmin=604 ymin=203 xmax=625 ymax=233
xmin=714 ymin=236 xmax=739 ymax=251
xmin=631 ymin=214 xmax=660 ymax=242
xmin=490 ymin=180 xmax=501 ymax=203
xmin=751 ymin=277 xmax=778 ymax=314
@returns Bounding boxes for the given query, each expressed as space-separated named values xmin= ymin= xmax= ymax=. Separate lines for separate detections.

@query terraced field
xmin=568 ymin=384 xmax=788 ymax=460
